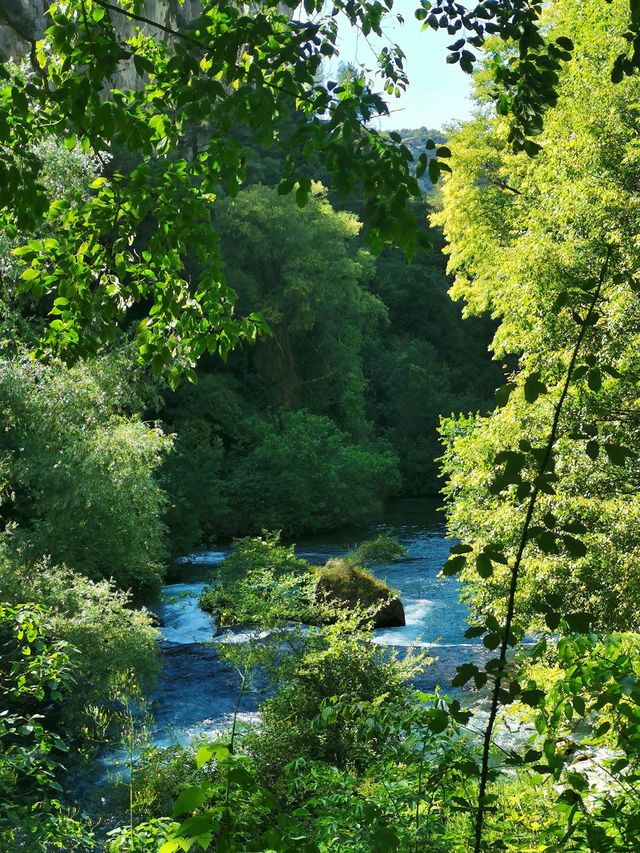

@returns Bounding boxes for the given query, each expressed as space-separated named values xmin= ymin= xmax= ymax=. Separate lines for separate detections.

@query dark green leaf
xmin=520 ymin=688 xmax=545 ymax=707
xmin=177 ymin=813 xmax=217 ymax=837
xmin=441 ymin=554 xmax=467 ymax=576
xmin=535 ymin=531 xmax=557 ymax=554
xmin=604 ymin=443 xmax=634 ymax=465
xmin=572 ymin=365 xmax=589 ymax=381
xmin=372 ymin=826 xmax=399 ymax=852
xmin=172 ymin=785 xmax=209 ymax=817
xmin=427 ymin=708 xmax=449 ymax=733
xmin=545 ymin=610 xmax=561 ymax=631
xmin=483 ymin=633 xmax=501 ymax=650
xmin=495 ymin=382 xmax=516 ymax=407
xmin=561 ymin=520 xmax=587 ymax=535
xmin=585 ymin=440 xmax=600 ymax=460
xmin=475 ymin=553 xmax=493 ymax=578
xmin=524 ymin=373 xmax=547 ymax=404
xmin=563 ymin=536 xmax=587 ymax=558
xmin=564 ymin=612 xmax=592 ymax=633
xmin=587 ymin=367 xmax=602 ymax=392
xmin=450 ymin=543 xmax=473 ymax=555
xmin=452 ymin=662 xmax=480 ymax=686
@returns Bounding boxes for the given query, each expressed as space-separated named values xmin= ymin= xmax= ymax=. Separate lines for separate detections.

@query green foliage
xmin=211 ymin=531 xmax=309 ymax=583
xmin=105 ymin=817 xmax=178 ymax=852
xmin=314 ymin=558 xmax=404 ymax=628
xmin=215 ymin=410 xmax=401 ymax=537
xmin=0 ymin=353 xmax=171 ymax=593
xmin=0 ymin=132 xmax=103 ymax=298
xmin=199 ymin=533 xmax=404 ymax=630
xmin=215 ymin=184 xmax=384 ymax=437
xmin=5 ymin=3 xmax=640 ymax=850
xmin=160 ymin=423 xmax=227 ymax=561
xmin=246 ymin=610 xmax=422 ymax=790
xmin=158 ymin=372 xmax=242 ymax=556
xmin=437 ymin=0 xmax=640 ymax=633
xmin=433 ymin=1 xmax=640 ymax=848
xmin=199 ymin=533 xmax=315 ymax=628
xmin=529 ymin=632 xmax=640 ymax=850
xmin=157 ymin=185 xmax=432 ymax=549
xmin=0 ymin=602 xmax=94 ymax=850
xmin=156 ymin=186 xmax=498 ymax=550
xmin=107 ymin=743 xmax=219 ymax=825
xmin=155 ymin=595 xmax=477 ymax=852
xmin=2 ymin=1 xmax=638 ymax=378
xmin=348 ymin=534 xmax=408 ymax=566
xmin=364 ymin=212 xmax=502 ymax=494
xmin=0 ymin=549 xmax=159 ymax=733
xmin=317 ymin=558 xmax=394 ymax=604
xmin=0 ymin=0 xmax=430 ymax=378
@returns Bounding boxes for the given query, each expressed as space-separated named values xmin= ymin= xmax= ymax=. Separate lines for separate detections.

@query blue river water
xmin=149 ymin=499 xmax=485 ymax=748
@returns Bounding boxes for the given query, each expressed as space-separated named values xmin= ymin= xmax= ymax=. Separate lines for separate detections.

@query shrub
xmin=0 ymin=602 xmax=95 ymax=851
xmin=199 ymin=533 xmax=314 ymax=626
xmin=0 ymin=354 xmax=171 ymax=594
xmin=106 ymin=743 xmax=219 ymax=823
xmin=244 ymin=608 xmax=423 ymax=795
xmin=0 ymin=548 xmax=159 ymax=733
xmin=200 ymin=533 xmax=404 ymax=629
xmin=349 ymin=534 xmax=407 ymax=566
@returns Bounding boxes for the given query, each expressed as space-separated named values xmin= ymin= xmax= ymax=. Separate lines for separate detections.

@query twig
xmin=488 ymin=177 xmax=523 ymax=196
xmin=224 ymin=670 xmax=247 ymax=849
xmin=473 ymin=246 xmax=612 ymax=853
xmin=94 ymin=0 xmax=206 ymax=48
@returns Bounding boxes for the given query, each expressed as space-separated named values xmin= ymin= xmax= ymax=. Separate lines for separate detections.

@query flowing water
xmin=81 ymin=505 xmax=613 ymax=809
xmin=150 ymin=498 xmax=486 ymax=747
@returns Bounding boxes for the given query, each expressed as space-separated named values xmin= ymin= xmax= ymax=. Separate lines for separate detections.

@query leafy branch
xmin=472 ymin=246 xmax=612 ymax=852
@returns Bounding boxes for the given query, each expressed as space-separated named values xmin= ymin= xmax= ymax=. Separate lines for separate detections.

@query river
xmin=84 ymin=500 xmax=612 ymax=815
xmin=150 ymin=498 xmax=485 ymax=748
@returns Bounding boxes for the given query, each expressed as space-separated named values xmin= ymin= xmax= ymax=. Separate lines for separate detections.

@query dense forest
xmin=1 ymin=0 xmax=640 ymax=851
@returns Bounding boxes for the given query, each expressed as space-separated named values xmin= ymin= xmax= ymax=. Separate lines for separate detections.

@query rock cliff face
xmin=0 ymin=1 xmax=48 ymax=59
xmin=0 ymin=1 xmax=203 ymax=87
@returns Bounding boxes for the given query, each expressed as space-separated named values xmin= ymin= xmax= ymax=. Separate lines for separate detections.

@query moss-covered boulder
xmin=198 ymin=533 xmax=407 ymax=629
xmin=315 ymin=558 xmax=405 ymax=629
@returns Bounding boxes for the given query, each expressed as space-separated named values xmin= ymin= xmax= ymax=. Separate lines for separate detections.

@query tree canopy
xmin=435 ymin=1 xmax=640 ymax=847
xmin=437 ymin=0 xmax=640 ymax=634
xmin=0 ymin=0 xmax=427 ymax=382
xmin=3 ymin=0 xmax=639 ymax=383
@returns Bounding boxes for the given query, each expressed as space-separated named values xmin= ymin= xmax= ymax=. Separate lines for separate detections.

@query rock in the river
xmin=315 ymin=558 xmax=406 ymax=629
xmin=372 ymin=595 xmax=406 ymax=629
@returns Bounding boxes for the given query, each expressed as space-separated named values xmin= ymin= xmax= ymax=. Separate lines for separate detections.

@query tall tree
xmin=436 ymin=1 xmax=640 ymax=847
xmin=437 ymin=0 xmax=640 ymax=632
xmin=215 ymin=184 xmax=384 ymax=436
